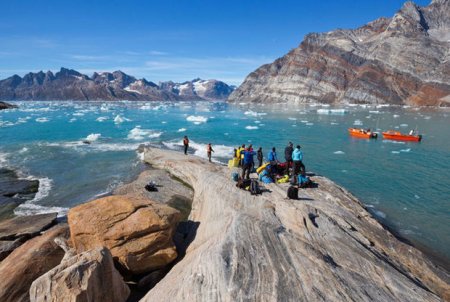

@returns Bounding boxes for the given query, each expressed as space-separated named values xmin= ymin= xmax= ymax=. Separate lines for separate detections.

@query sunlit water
xmin=1 ymin=101 xmax=449 ymax=263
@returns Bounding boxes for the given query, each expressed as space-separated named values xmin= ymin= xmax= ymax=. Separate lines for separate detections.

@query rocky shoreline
xmin=0 ymin=147 xmax=448 ymax=301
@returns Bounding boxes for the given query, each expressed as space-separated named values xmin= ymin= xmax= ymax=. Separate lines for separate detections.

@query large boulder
xmin=30 ymin=246 xmax=130 ymax=302
xmin=68 ymin=195 xmax=181 ymax=274
xmin=0 ymin=213 xmax=58 ymax=261
xmin=0 ymin=224 xmax=68 ymax=302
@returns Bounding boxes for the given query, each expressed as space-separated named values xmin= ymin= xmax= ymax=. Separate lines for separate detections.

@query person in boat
xmin=292 ymin=145 xmax=305 ymax=175
xmin=257 ymin=147 xmax=263 ymax=168
xmin=207 ymin=143 xmax=214 ymax=162
xmin=183 ymin=136 xmax=189 ymax=155
xmin=284 ymin=142 xmax=294 ymax=176
xmin=240 ymin=148 xmax=256 ymax=180
xmin=409 ymin=129 xmax=415 ymax=135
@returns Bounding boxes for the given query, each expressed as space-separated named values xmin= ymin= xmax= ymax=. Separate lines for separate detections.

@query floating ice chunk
xmin=393 ymin=114 xmax=400 ymax=118
xmin=400 ymin=148 xmax=411 ymax=153
xmin=127 ymin=126 xmax=162 ymax=140
xmin=114 ymin=115 xmax=130 ymax=124
xmin=96 ymin=116 xmax=109 ymax=122
xmin=334 ymin=151 xmax=345 ymax=154
xmin=353 ymin=119 xmax=363 ymax=126
xmin=36 ymin=117 xmax=49 ymax=123
xmin=186 ymin=115 xmax=208 ymax=124
xmin=288 ymin=117 xmax=297 ymax=121
xmin=245 ymin=126 xmax=259 ymax=130
xmin=305 ymin=122 xmax=314 ymax=126
xmin=85 ymin=133 xmax=101 ymax=142
xmin=244 ymin=110 xmax=267 ymax=117
xmin=177 ymin=128 xmax=187 ymax=132
xmin=317 ymin=109 xmax=348 ymax=115
xmin=391 ymin=151 xmax=400 ymax=154
xmin=400 ymin=124 xmax=408 ymax=127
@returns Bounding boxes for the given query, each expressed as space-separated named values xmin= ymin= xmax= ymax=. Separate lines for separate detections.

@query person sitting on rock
xmin=298 ymin=170 xmax=312 ymax=188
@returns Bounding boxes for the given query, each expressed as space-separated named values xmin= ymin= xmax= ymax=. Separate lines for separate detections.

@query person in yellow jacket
xmin=238 ymin=144 xmax=245 ymax=167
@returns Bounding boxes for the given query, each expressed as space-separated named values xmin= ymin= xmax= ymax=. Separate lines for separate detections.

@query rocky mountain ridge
xmin=228 ymin=0 xmax=450 ymax=106
xmin=0 ymin=68 xmax=234 ymax=101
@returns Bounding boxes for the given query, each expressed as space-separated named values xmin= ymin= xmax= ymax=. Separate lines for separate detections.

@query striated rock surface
xmin=0 ymin=213 xmax=57 ymax=260
xmin=229 ymin=0 xmax=450 ymax=106
xmin=0 ymin=68 xmax=234 ymax=101
xmin=30 ymin=246 xmax=130 ymax=302
xmin=68 ymin=195 xmax=181 ymax=274
xmin=140 ymin=147 xmax=449 ymax=302
xmin=0 ymin=224 xmax=68 ymax=302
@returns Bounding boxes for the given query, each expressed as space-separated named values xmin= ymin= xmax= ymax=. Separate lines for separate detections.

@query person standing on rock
xmin=284 ymin=142 xmax=294 ymax=176
xmin=238 ymin=144 xmax=246 ymax=167
xmin=241 ymin=148 xmax=256 ymax=179
xmin=207 ymin=143 xmax=214 ymax=162
xmin=257 ymin=147 xmax=263 ymax=167
xmin=292 ymin=145 xmax=305 ymax=175
xmin=183 ymin=136 xmax=189 ymax=155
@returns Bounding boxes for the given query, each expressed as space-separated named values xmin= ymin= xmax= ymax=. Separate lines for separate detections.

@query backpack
xmin=232 ymin=172 xmax=239 ymax=182
xmin=250 ymin=180 xmax=261 ymax=195
xmin=145 ymin=181 xmax=158 ymax=192
xmin=287 ymin=186 xmax=298 ymax=199
xmin=236 ymin=178 xmax=251 ymax=189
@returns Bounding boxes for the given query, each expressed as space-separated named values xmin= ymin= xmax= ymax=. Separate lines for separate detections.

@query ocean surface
xmin=0 ymin=101 xmax=449 ymax=264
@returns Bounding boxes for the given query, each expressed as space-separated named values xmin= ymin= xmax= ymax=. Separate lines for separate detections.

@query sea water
xmin=0 ymin=101 xmax=449 ymax=264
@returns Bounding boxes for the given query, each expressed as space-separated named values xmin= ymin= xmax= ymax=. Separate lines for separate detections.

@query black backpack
xmin=287 ymin=186 xmax=298 ymax=199
xmin=237 ymin=178 xmax=251 ymax=189
xmin=250 ymin=180 xmax=261 ymax=195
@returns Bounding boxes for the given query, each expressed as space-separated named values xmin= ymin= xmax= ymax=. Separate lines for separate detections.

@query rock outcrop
xmin=0 ymin=213 xmax=57 ymax=260
xmin=0 ymin=224 xmax=68 ymax=302
xmin=30 ymin=247 xmax=130 ymax=302
xmin=0 ymin=68 xmax=234 ymax=101
xmin=229 ymin=0 xmax=450 ymax=106
xmin=140 ymin=147 xmax=449 ymax=302
xmin=0 ymin=101 xmax=17 ymax=110
xmin=0 ymin=168 xmax=40 ymax=219
xmin=68 ymin=195 xmax=181 ymax=274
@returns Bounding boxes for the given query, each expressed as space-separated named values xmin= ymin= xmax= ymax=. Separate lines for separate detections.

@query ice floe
xmin=186 ymin=115 xmax=208 ymax=124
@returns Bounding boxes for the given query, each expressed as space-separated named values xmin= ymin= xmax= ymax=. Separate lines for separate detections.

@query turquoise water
xmin=0 ymin=101 xmax=449 ymax=263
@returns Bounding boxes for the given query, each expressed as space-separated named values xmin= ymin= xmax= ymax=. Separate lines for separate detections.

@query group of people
xmin=233 ymin=142 xmax=305 ymax=181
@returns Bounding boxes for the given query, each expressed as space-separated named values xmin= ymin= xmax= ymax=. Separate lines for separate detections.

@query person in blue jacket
xmin=240 ymin=148 xmax=256 ymax=179
xmin=267 ymin=147 xmax=278 ymax=163
xmin=292 ymin=145 xmax=305 ymax=175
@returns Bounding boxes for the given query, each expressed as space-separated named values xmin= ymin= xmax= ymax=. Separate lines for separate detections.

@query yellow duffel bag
xmin=256 ymin=162 xmax=269 ymax=174
xmin=228 ymin=158 xmax=240 ymax=168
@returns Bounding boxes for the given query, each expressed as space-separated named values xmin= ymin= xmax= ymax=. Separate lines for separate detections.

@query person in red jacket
xmin=183 ymin=136 xmax=189 ymax=155
xmin=207 ymin=143 xmax=214 ymax=162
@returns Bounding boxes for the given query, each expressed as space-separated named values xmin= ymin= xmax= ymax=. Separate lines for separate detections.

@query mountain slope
xmin=228 ymin=0 xmax=450 ymax=106
xmin=0 ymin=68 xmax=234 ymax=101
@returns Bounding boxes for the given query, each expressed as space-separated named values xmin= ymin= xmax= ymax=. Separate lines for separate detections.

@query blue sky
xmin=0 ymin=0 xmax=431 ymax=85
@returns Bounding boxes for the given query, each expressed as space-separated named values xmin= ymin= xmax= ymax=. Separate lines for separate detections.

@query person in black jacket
xmin=257 ymin=147 xmax=263 ymax=167
xmin=284 ymin=142 xmax=294 ymax=176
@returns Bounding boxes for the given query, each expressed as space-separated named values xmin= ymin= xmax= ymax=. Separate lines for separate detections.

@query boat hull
xmin=382 ymin=132 xmax=422 ymax=142
xmin=348 ymin=128 xmax=377 ymax=139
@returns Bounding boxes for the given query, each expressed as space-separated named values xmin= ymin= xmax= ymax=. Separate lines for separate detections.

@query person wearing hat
xmin=292 ymin=145 xmax=305 ymax=176
xmin=284 ymin=142 xmax=294 ymax=176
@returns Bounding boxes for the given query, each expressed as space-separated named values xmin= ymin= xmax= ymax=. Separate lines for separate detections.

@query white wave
xmin=19 ymin=147 xmax=29 ymax=153
xmin=177 ymin=128 xmax=187 ymax=132
xmin=334 ymin=151 xmax=345 ymax=155
xmin=36 ymin=117 xmax=50 ymax=123
xmin=85 ymin=133 xmax=101 ymax=142
xmin=14 ymin=203 xmax=68 ymax=217
xmin=96 ymin=116 xmax=109 ymax=122
xmin=186 ymin=115 xmax=208 ymax=124
xmin=373 ymin=210 xmax=386 ymax=219
xmin=127 ymin=126 xmax=162 ymax=140
xmin=245 ymin=125 xmax=259 ymax=130
xmin=0 ymin=152 xmax=9 ymax=167
xmin=163 ymin=139 xmax=234 ymax=162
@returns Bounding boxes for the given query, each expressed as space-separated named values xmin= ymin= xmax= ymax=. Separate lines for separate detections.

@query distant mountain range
xmin=229 ymin=0 xmax=450 ymax=106
xmin=0 ymin=68 xmax=235 ymax=101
